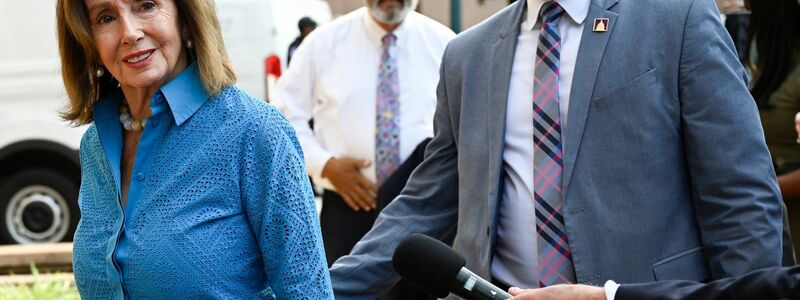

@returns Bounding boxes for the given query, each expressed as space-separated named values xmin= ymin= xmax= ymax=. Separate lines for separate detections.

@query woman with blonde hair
xmin=56 ymin=0 xmax=333 ymax=298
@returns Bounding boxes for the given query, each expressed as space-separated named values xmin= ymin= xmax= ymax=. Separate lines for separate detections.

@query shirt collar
xmin=92 ymin=62 xmax=209 ymax=127
xmin=160 ymin=63 xmax=209 ymax=126
xmin=361 ymin=7 xmax=410 ymax=49
xmin=525 ymin=0 xmax=590 ymax=30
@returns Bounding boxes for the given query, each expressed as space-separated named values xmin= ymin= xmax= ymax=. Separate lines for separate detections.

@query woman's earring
xmin=95 ymin=68 xmax=104 ymax=78
xmin=186 ymin=40 xmax=193 ymax=49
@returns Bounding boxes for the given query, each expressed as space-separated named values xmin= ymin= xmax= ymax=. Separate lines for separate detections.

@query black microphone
xmin=392 ymin=234 xmax=512 ymax=300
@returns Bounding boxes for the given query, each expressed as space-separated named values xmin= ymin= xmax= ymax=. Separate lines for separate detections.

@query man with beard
xmin=329 ymin=0 xmax=785 ymax=299
xmin=274 ymin=0 xmax=454 ymax=298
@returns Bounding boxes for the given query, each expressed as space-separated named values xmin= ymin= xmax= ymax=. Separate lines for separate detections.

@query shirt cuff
xmin=306 ymin=150 xmax=333 ymax=180
xmin=603 ymin=280 xmax=620 ymax=300
xmin=308 ymin=152 xmax=334 ymax=191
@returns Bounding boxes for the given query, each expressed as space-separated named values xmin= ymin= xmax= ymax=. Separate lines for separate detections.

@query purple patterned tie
xmin=533 ymin=1 xmax=576 ymax=287
xmin=375 ymin=33 xmax=400 ymax=186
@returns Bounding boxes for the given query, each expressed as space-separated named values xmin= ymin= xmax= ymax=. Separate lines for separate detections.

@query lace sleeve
xmin=240 ymin=107 xmax=333 ymax=299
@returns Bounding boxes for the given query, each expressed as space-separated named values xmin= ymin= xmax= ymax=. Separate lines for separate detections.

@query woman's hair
xmin=56 ymin=0 xmax=236 ymax=125
xmin=745 ymin=0 xmax=800 ymax=108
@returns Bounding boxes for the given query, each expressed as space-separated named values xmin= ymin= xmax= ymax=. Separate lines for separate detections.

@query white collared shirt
xmin=492 ymin=0 xmax=589 ymax=288
xmin=273 ymin=7 xmax=455 ymax=190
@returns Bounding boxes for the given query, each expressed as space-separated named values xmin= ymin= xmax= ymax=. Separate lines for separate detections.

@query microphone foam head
xmin=392 ymin=234 xmax=466 ymax=298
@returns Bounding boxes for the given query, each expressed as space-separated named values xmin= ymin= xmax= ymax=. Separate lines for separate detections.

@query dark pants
xmin=785 ymin=199 xmax=799 ymax=266
xmin=320 ymin=190 xmax=378 ymax=266
xmin=774 ymin=167 xmax=798 ymax=266
xmin=723 ymin=13 xmax=749 ymax=65
xmin=320 ymin=139 xmax=435 ymax=300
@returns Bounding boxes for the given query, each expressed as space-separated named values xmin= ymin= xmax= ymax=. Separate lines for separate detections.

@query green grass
xmin=0 ymin=264 xmax=79 ymax=300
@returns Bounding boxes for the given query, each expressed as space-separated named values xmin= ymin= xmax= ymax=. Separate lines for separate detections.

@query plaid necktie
xmin=375 ymin=33 xmax=400 ymax=186
xmin=533 ymin=1 xmax=577 ymax=287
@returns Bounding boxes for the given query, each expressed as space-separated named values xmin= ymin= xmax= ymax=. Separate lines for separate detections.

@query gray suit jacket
xmin=330 ymin=0 xmax=784 ymax=298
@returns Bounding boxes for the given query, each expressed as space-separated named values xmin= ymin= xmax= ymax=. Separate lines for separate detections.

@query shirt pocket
xmin=651 ymin=246 xmax=711 ymax=282
xmin=592 ymin=68 xmax=658 ymax=112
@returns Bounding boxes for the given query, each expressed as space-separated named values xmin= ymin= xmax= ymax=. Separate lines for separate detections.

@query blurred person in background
xmin=287 ymin=17 xmax=317 ymax=66
xmin=746 ymin=0 xmax=800 ymax=261
xmin=287 ymin=16 xmax=319 ymax=197
xmin=273 ymin=0 xmax=454 ymax=298
xmin=56 ymin=0 xmax=332 ymax=298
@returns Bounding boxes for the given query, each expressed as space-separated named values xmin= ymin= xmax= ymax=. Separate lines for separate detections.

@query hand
xmin=794 ymin=112 xmax=800 ymax=143
xmin=719 ymin=0 xmax=744 ymax=11
xmin=508 ymin=285 xmax=606 ymax=300
xmin=321 ymin=157 xmax=378 ymax=212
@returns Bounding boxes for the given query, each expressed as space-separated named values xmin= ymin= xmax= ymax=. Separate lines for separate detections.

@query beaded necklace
xmin=119 ymin=102 xmax=147 ymax=131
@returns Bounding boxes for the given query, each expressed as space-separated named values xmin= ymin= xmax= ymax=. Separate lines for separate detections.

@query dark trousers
xmin=774 ymin=167 xmax=798 ymax=266
xmin=320 ymin=190 xmax=378 ymax=266
xmin=320 ymin=139 xmax=435 ymax=300
xmin=785 ymin=199 xmax=799 ymax=266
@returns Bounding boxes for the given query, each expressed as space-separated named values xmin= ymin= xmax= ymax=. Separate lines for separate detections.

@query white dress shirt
xmin=491 ymin=0 xmax=588 ymax=288
xmin=274 ymin=8 xmax=455 ymax=190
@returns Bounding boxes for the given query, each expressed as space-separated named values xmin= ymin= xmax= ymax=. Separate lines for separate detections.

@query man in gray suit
xmin=330 ymin=0 xmax=786 ymax=298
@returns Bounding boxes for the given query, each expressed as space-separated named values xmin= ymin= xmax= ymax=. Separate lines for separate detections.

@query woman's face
xmin=86 ymin=0 xmax=187 ymax=92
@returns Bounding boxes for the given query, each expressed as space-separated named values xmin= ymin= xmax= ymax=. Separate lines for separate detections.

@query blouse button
xmin=136 ymin=173 xmax=145 ymax=181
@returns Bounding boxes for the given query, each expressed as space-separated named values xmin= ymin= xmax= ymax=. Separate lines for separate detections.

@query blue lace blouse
xmin=72 ymin=64 xmax=333 ymax=299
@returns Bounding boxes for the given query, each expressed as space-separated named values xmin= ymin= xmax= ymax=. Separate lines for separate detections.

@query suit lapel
xmin=486 ymin=2 xmax=525 ymax=223
xmin=562 ymin=0 xmax=619 ymax=195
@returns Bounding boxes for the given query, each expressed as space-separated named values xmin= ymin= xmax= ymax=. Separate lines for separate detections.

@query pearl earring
xmin=95 ymin=68 xmax=104 ymax=77
xmin=186 ymin=40 xmax=193 ymax=49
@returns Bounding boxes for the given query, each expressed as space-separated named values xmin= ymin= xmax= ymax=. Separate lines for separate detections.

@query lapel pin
xmin=593 ymin=18 xmax=609 ymax=32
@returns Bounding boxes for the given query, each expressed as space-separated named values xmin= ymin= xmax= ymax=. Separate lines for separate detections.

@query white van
xmin=0 ymin=1 xmax=84 ymax=245
xmin=0 ymin=0 xmax=331 ymax=244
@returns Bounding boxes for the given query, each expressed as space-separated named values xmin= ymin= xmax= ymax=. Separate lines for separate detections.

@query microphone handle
xmin=451 ymin=267 xmax=512 ymax=300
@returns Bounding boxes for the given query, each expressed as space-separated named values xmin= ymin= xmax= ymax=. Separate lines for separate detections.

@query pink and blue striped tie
xmin=375 ymin=33 xmax=400 ymax=186
xmin=533 ymin=1 xmax=576 ymax=287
